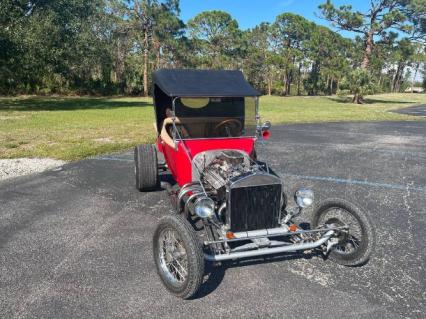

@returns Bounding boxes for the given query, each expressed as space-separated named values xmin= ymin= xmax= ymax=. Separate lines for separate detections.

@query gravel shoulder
xmin=0 ymin=158 xmax=66 ymax=181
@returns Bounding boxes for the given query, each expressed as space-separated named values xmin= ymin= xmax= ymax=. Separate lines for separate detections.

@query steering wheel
xmin=213 ymin=119 xmax=243 ymax=137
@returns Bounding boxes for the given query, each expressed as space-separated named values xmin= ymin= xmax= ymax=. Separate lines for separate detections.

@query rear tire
xmin=312 ymin=198 xmax=375 ymax=266
xmin=134 ymin=144 xmax=159 ymax=191
xmin=153 ymin=215 xmax=204 ymax=299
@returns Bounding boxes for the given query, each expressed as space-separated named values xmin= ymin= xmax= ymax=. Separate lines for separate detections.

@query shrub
xmin=342 ymin=69 xmax=377 ymax=104
xmin=336 ymin=89 xmax=350 ymax=98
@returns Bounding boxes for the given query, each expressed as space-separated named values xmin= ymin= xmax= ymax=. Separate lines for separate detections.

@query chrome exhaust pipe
xmin=177 ymin=182 xmax=203 ymax=211
xmin=184 ymin=191 xmax=204 ymax=215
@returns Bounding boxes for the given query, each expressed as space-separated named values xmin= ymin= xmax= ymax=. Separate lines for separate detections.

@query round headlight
xmin=194 ymin=197 xmax=215 ymax=218
xmin=294 ymin=188 xmax=314 ymax=208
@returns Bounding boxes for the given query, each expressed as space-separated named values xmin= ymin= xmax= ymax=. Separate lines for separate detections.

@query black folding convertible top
xmin=152 ymin=69 xmax=259 ymax=134
xmin=153 ymin=69 xmax=260 ymax=97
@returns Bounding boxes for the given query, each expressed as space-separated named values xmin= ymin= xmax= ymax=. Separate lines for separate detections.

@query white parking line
xmin=282 ymin=173 xmax=426 ymax=193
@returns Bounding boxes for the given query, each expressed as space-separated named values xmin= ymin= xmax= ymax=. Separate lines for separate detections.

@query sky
xmin=179 ymin=0 xmax=371 ymax=38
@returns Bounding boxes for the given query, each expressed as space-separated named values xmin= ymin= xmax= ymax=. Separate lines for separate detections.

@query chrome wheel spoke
xmin=158 ymin=228 xmax=188 ymax=285
xmin=168 ymin=258 xmax=187 ymax=281
xmin=348 ymin=235 xmax=360 ymax=250
xmin=320 ymin=207 xmax=364 ymax=255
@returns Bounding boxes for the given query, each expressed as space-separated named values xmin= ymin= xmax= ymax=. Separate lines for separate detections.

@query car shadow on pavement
xmin=191 ymin=252 xmax=319 ymax=299
xmin=190 ymin=263 xmax=227 ymax=299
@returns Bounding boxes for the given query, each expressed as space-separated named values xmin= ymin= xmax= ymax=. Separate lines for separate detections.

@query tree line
xmin=1 ymin=0 xmax=425 ymax=102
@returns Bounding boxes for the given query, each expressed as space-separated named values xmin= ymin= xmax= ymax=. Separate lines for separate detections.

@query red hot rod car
xmin=134 ymin=69 xmax=375 ymax=299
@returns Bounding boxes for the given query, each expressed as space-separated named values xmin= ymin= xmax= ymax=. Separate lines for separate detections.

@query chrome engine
xmin=200 ymin=150 xmax=251 ymax=191
xmin=185 ymin=149 xmax=283 ymax=232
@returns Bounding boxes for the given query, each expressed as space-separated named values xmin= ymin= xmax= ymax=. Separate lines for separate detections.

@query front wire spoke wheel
xmin=153 ymin=215 xmax=205 ymax=299
xmin=159 ymin=229 xmax=188 ymax=284
xmin=312 ymin=199 xmax=375 ymax=266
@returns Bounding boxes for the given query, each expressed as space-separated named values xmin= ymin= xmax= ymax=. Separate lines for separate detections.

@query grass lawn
xmin=0 ymin=93 xmax=425 ymax=161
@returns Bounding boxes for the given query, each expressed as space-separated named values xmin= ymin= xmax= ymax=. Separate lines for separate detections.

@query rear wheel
xmin=312 ymin=198 xmax=375 ymax=266
xmin=153 ymin=215 xmax=204 ymax=299
xmin=134 ymin=144 xmax=159 ymax=191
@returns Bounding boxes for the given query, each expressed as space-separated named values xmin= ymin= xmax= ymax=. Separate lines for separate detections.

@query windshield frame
xmin=170 ymin=96 xmax=260 ymax=142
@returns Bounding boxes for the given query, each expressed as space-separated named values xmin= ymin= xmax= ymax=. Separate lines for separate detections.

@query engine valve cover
xmin=193 ymin=150 xmax=251 ymax=190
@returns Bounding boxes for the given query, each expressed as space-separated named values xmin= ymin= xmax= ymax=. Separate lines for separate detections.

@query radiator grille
xmin=228 ymin=175 xmax=282 ymax=232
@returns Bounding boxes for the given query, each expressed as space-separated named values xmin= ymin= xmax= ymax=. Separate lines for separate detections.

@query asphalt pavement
xmin=0 ymin=121 xmax=425 ymax=319
xmin=392 ymin=104 xmax=426 ymax=116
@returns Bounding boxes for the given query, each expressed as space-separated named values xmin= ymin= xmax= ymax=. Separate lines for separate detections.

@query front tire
xmin=153 ymin=215 xmax=204 ymax=299
xmin=312 ymin=198 xmax=375 ymax=266
xmin=134 ymin=144 xmax=159 ymax=191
